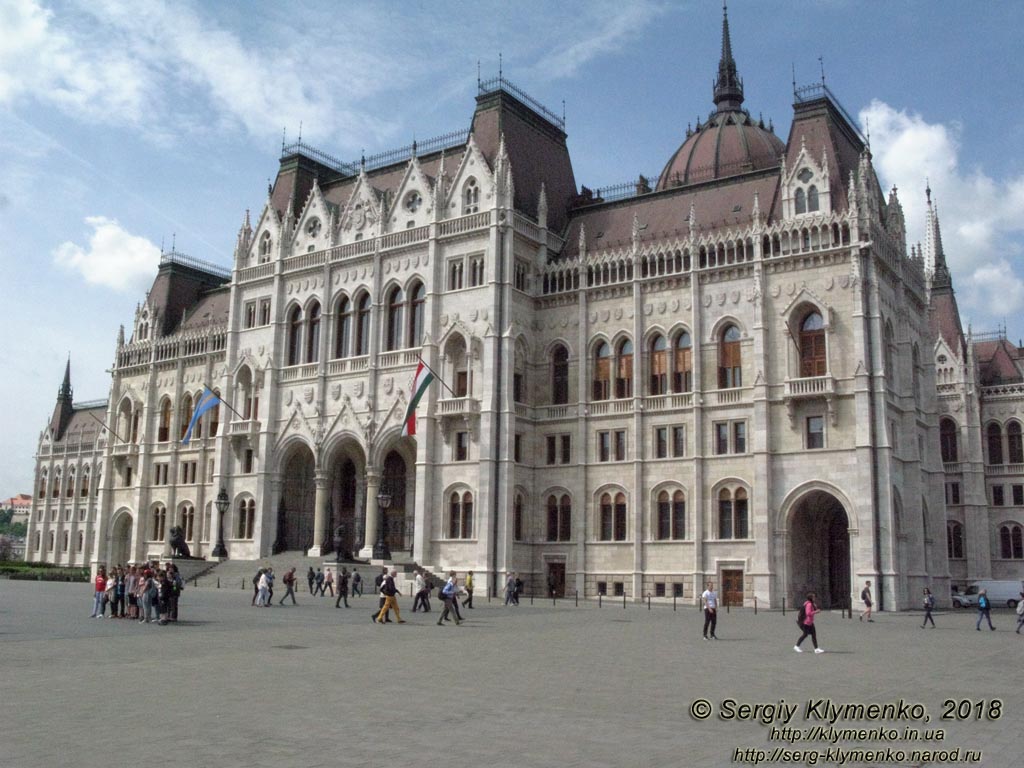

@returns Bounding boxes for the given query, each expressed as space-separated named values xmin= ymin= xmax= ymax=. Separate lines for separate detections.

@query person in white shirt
xmin=412 ymin=571 xmax=426 ymax=612
xmin=701 ymin=582 xmax=719 ymax=640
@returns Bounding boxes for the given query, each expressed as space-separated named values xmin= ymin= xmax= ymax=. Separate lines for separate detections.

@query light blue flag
xmin=182 ymin=387 xmax=221 ymax=445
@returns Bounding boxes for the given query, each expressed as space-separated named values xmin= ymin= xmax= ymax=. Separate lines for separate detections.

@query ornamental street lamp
xmin=373 ymin=482 xmax=392 ymax=561
xmin=212 ymin=487 xmax=229 ymax=558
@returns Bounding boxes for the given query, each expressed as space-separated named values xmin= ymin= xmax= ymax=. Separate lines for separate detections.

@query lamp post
xmin=212 ymin=487 xmax=229 ymax=558
xmin=373 ymin=481 xmax=392 ymax=561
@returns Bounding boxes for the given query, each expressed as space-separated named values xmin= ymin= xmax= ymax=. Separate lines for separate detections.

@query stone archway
xmin=788 ymin=490 xmax=851 ymax=609
xmin=382 ymin=450 xmax=410 ymax=554
xmin=109 ymin=510 xmax=133 ymax=567
xmin=278 ymin=443 xmax=316 ymax=552
xmin=328 ymin=439 xmax=367 ymax=557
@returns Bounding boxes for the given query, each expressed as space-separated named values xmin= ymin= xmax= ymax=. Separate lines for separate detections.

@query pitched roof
xmin=975 ymin=338 xmax=1023 ymax=385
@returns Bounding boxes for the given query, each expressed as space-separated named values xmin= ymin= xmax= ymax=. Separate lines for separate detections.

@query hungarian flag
xmin=402 ymin=359 xmax=434 ymax=436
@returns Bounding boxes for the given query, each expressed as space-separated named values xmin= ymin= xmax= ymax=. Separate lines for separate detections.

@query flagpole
xmin=203 ymin=383 xmax=246 ymax=421
xmin=415 ymin=356 xmax=457 ymax=397
xmin=87 ymin=411 xmax=130 ymax=444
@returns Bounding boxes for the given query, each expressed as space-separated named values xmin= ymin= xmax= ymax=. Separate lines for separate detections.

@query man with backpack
xmin=859 ymin=580 xmax=873 ymax=622
xmin=280 ymin=567 xmax=298 ymax=605
xmin=921 ymin=588 xmax=936 ymax=628
xmin=437 ymin=571 xmax=461 ymax=626
xmin=976 ymin=588 xmax=995 ymax=631
xmin=375 ymin=569 xmax=405 ymax=624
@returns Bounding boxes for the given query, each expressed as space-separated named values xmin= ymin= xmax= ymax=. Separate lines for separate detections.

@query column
xmin=308 ymin=470 xmax=329 ymax=557
xmin=360 ymin=472 xmax=379 ymax=560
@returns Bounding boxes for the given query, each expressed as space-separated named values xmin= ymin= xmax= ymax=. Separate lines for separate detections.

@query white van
xmin=953 ymin=580 xmax=1024 ymax=609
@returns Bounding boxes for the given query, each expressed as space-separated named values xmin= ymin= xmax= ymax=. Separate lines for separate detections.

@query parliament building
xmin=25 ymin=9 xmax=1024 ymax=608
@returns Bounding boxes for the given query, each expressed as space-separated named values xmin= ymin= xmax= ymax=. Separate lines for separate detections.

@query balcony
xmin=537 ymin=404 xmax=577 ymax=420
xmin=110 ymin=442 xmax=138 ymax=457
xmin=228 ymin=419 xmax=261 ymax=437
xmin=783 ymin=374 xmax=836 ymax=426
xmin=438 ymin=397 xmax=481 ymax=418
xmin=588 ymin=400 xmax=632 ymax=416
xmin=643 ymin=393 xmax=694 ymax=412
xmin=280 ymin=363 xmax=319 ymax=382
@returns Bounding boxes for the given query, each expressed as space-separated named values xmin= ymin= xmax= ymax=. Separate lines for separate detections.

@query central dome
xmin=655 ymin=111 xmax=783 ymax=190
xmin=655 ymin=3 xmax=783 ymax=191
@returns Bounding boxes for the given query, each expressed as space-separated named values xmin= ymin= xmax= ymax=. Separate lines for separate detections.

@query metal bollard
xmin=782 ymin=597 xmax=786 ymax=616
xmin=530 ymin=592 xmax=534 ymax=605
xmin=599 ymin=593 xmax=602 ymax=608
xmin=575 ymin=590 xmax=579 ymax=607
xmin=647 ymin=593 xmax=651 ymax=610
xmin=754 ymin=596 xmax=758 ymax=615
xmin=553 ymin=593 xmax=556 ymax=607
xmin=217 ymin=578 xmax=220 ymax=589
xmin=242 ymin=579 xmax=244 ymax=590
xmin=673 ymin=595 xmax=677 ymax=612
xmin=726 ymin=597 xmax=730 ymax=614
xmin=623 ymin=591 xmax=626 ymax=609
xmin=487 ymin=586 xmax=491 ymax=603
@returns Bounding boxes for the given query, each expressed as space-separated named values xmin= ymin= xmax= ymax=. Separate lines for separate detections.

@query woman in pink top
xmin=793 ymin=591 xmax=824 ymax=654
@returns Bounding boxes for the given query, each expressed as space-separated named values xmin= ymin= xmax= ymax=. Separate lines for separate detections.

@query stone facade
xmin=24 ymin=9 xmax=1022 ymax=608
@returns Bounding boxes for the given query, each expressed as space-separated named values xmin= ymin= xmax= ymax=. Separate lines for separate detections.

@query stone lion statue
xmin=169 ymin=526 xmax=191 ymax=558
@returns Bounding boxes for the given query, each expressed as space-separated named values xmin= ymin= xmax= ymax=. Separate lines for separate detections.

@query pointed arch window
xmin=798 ymin=311 xmax=826 ymax=377
xmin=158 ymin=399 xmax=172 ymax=442
xmin=258 ymin=232 xmax=272 ymax=263
xmin=38 ymin=470 xmax=47 ymax=498
xmin=209 ymin=391 xmax=221 ymax=436
xmin=334 ymin=296 xmax=352 ymax=359
xmin=593 ymin=342 xmax=611 ymax=401
xmin=513 ymin=494 xmax=524 ymax=542
xmin=615 ymin=339 xmax=633 ymax=398
xmin=718 ymin=325 xmax=742 ymax=388
xmin=807 ymin=185 xmax=819 ymax=212
xmin=884 ymin=322 xmax=896 ymax=387
xmin=546 ymin=494 xmax=571 ymax=542
xmin=673 ymin=332 xmax=692 ymax=392
xmin=151 ymin=505 xmax=166 ymax=541
xmin=1000 ymin=524 xmax=1023 ymax=559
xmin=551 ymin=344 xmax=570 ymax=405
xmin=448 ymin=491 xmax=474 ymax=539
xmin=987 ymin=423 xmax=1004 ymax=465
xmin=940 ymin=418 xmax=959 ymax=463
xmin=718 ymin=487 xmax=749 ymax=539
xmin=181 ymin=504 xmax=195 ymax=541
xmin=355 ymin=294 xmax=371 ymax=356
xmin=179 ymin=393 xmax=194 ymax=441
xmin=463 ymin=178 xmax=479 ymax=215
xmin=386 ymin=286 xmax=404 ymax=351
xmin=408 ymin=281 xmax=425 ymax=348
xmin=794 ymin=187 xmax=806 ymax=214
xmin=51 ymin=470 xmax=61 ymax=498
xmin=649 ymin=335 xmax=668 ymax=395
xmin=236 ymin=498 xmax=255 ymax=539
xmin=1008 ymin=422 xmax=1023 ymax=464
xmin=912 ymin=344 xmax=921 ymax=402
xmin=80 ymin=467 xmax=90 ymax=498
xmin=306 ymin=302 xmax=321 ymax=363
xmin=286 ymin=306 xmax=303 ymax=366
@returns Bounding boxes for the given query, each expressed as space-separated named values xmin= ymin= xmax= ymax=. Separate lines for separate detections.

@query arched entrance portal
xmin=788 ymin=491 xmax=851 ymax=609
xmin=327 ymin=440 xmax=367 ymax=558
xmin=382 ymin=450 xmax=412 ymax=554
xmin=279 ymin=444 xmax=315 ymax=552
xmin=109 ymin=511 xmax=133 ymax=567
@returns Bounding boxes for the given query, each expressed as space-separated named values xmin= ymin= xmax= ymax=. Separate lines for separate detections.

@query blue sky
xmin=1 ymin=0 xmax=1023 ymax=495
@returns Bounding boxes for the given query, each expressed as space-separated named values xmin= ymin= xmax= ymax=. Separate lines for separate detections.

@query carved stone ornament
xmin=303 ymin=386 xmax=314 ymax=404
xmin=384 ymin=377 xmax=394 ymax=395
xmin=285 ymin=390 xmax=294 ymax=406
xmin=331 ymin=383 xmax=342 ymax=401
xmin=354 ymin=381 xmax=364 ymax=398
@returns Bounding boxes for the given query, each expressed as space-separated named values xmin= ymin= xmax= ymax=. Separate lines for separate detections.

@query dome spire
xmin=713 ymin=1 xmax=744 ymax=111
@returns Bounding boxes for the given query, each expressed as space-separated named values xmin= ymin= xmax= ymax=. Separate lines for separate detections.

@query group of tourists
xmin=90 ymin=563 xmax=184 ymax=625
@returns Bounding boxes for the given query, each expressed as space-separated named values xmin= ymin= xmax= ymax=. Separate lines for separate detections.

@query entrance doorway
xmin=382 ymin=451 xmax=410 ymax=554
xmin=109 ymin=511 xmax=133 ymax=566
xmin=788 ymin=490 xmax=851 ymax=609
xmin=546 ymin=562 xmax=566 ymax=598
xmin=279 ymin=445 xmax=315 ymax=552
xmin=721 ymin=569 xmax=744 ymax=607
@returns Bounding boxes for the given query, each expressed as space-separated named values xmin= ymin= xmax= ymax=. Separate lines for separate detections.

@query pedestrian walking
xmin=252 ymin=568 xmax=264 ymax=606
xmin=859 ymin=580 xmax=873 ymax=622
xmin=324 ymin=568 xmax=335 ymax=597
xmin=352 ymin=568 xmax=362 ymax=596
xmin=437 ymin=571 xmax=461 ymax=626
xmin=335 ymin=568 xmax=350 ymax=608
xmin=256 ymin=569 xmax=271 ymax=607
xmin=90 ymin=567 xmax=107 ymax=618
xmin=504 ymin=572 xmax=517 ymax=606
xmin=412 ymin=570 xmax=426 ymax=612
xmin=168 ymin=564 xmax=183 ymax=622
xmin=701 ymin=581 xmax=719 ymax=640
xmin=1015 ymin=592 xmax=1024 ymax=634
xmin=921 ymin=588 xmax=936 ymax=628
xmin=372 ymin=567 xmax=391 ymax=622
xmin=265 ymin=567 xmax=275 ymax=606
xmin=307 ymin=566 xmax=316 ymax=595
xmin=464 ymin=570 xmax=475 ymax=609
xmin=375 ymin=569 xmax=405 ymax=624
xmin=157 ymin=570 xmax=172 ymax=625
xmin=514 ymin=573 xmax=523 ymax=605
xmin=976 ymin=589 xmax=995 ymax=631
xmin=280 ymin=568 xmax=298 ymax=605
xmin=314 ymin=568 xmax=325 ymax=596
xmin=794 ymin=592 xmax=824 ymax=653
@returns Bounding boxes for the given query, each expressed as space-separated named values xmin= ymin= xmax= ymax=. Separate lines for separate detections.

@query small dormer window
xmin=259 ymin=232 xmax=273 ymax=262
xmin=306 ymin=218 xmax=321 ymax=238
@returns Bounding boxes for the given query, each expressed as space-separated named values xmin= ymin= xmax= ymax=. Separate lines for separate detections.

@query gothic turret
xmin=49 ymin=358 xmax=74 ymax=441
xmin=713 ymin=2 xmax=744 ymax=111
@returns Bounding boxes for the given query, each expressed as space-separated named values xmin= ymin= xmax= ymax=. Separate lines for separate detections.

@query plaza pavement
xmin=1 ymin=580 xmax=1020 ymax=768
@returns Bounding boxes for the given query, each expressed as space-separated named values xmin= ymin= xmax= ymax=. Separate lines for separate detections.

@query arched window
xmin=513 ymin=494 xmax=524 ymax=542
xmin=799 ymin=311 xmax=826 ymax=377
xmin=614 ymin=492 xmax=627 ymax=541
xmin=718 ymin=325 xmax=742 ymax=388
xmin=794 ymin=187 xmax=806 ymax=214
xmin=65 ymin=468 xmax=75 ymax=497
xmin=615 ymin=339 xmax=633 ymax=398
xmin=151 ymin=505 xmax=166 ymax=541
xmin=408 ymin=281 xmax=425 ymax=348
xmin=656 ymin=489 xmax=686 ymax=540
xmin=386 ymin=286 xmax=404 ymax=351
xmin=158 ymin=399 xmax=172 ymax=442
xmin=807 ymin=185 xmax=819 ymax=212
xmin=62 ymin=531 xmax=69 ymax=552
xmin=179 ymin=393 xmax=194 ymax=441
xmin=987 ymin=423 xmax=1004 ymax=465
xmin=718 ymin=488 xmax=749 ymax=539
xmin=1008 ymin=422 xmax=1023 ymax=464
xmin=546 ymin=494 xmax=571 ymax=542
xmin=673 ymin=332 xmax=693 ymax=393
xmin=355 ymin=294 xmax=371 ymax=356
xmin=131 ymin=408 xmax=140 ymax=443
xmin=77 ymin=531 xmax=84 ymax=553
xmin=51 ymin=469 xmax=61 ymax=498
xmin=599 ymin=493 xmax=613 ymax=541
xmin=947 ymin=521 xmax=963 ymax=559
xmin=940 ymin=418 xmax=959 ymax=463
xmin=447 ymin=491 xmax=474 ymax=539
xmin=334 ymin=296 xmax=352 ymax=359
xmin=236 ymin=499 xmax=255 ymax=539
xmin=80 ymin=467 xmax=90 ymax=497
xmin=649 ymin=335 xmax=668 ymax=395
xmin=463 ymin=178 xmax=479 ymax=215
xmin=912 ymin=344 xmax=921 ymax=403
xmin=306 ymin=302 xmax=321 ymax=363
xmin=551 ymin=345 xmax=569 ymax=405
xmin=884 ymin=322 xmax=896 ymax=386
xmin=258 ymin=232 xmax=272 ymax=262
xmin=38 ymin=470 xmax=47 ymax=498
xmin=209 ymin=391 xmax=220 ymax=436
xmin=181 ymin=504 xmax=195 ymax=541
xmin=1000 ymin=524 xmax=1023 ymax=559
xmin=48 ymin=531 xmax=54 ymax=552
xmin=286 ymin=306 xmax=303 ymax=366
xmin=593 ymin=342 xmax=611 ymax=401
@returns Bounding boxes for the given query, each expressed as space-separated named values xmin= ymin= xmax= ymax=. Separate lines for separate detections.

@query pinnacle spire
xmin=713 ymin=1 xmax=744 ymax=111
xmin=925 ymin=187 xmax=951 ymax=290
xmin=59 ymin=356 xmax=72 ymax=400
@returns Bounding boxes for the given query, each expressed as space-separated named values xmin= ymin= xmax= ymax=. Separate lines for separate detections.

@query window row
xmin=34 ymin=530 xmax=87 ymax=554
xmin=38 ymin=467 xmax=100 ymax=499
xmin=946 ymin=521 xmax=1024 ymax=560
xmin=155 ymin=392 xmax=221 ymax=443
xmin=989 ymin=484 xmax=1024 ymax=507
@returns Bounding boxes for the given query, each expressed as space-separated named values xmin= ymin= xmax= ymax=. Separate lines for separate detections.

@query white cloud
xmin=861 ymin=100 xmax=1024 ymax=325
xmin=53 ymin=216 xmax=161 ymax=293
